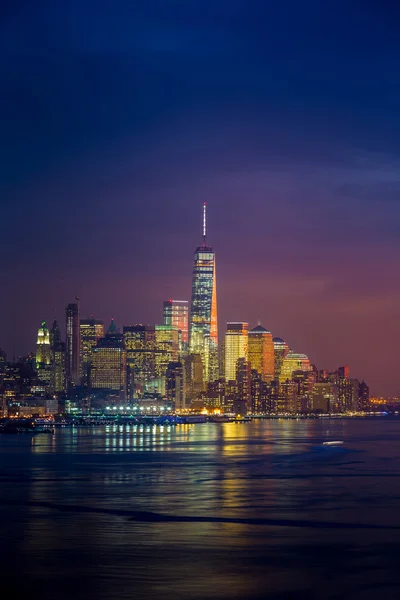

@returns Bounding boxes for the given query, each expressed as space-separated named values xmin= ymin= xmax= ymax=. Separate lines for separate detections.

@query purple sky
xmin=1 ymin=1 xmax=400 ymax=395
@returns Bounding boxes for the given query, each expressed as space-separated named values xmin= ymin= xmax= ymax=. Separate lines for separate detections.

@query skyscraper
xmin=155 ymin=325 xmax=180 ymax=378
xmin=273 ymin=337 xmax=289 ymax=381
xmin=65 ymin=302 xmax=80 ymax=387
xmin=50 ymin=320 xmax=66 ymax=394
xmin=36 ymin=321 xmax=51 ymax=367
xmin=248 ymin=325 xmax=275 ymax=382
xmin=279 ymin=351 xmax=312 ymax=383
xmin=123 ymin=325 xmax=156 ymax=396
xmin=189 ymin=203 xmax=218 ymax=383
xmin=80 ymin=318 xmax=104 ymax=385
xmin=36 ymin=321 xmax=52 ymax=387
xmin=224 ymin=322 xmax=248 ymax=382
xmin=90 ymin=320 xmax=126 ymax=395
xmin=163 ymin=300 xmax=189 ymax=356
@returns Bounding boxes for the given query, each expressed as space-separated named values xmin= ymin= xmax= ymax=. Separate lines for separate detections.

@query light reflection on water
xmin=1 ymin=419 xmax=400 ymax=599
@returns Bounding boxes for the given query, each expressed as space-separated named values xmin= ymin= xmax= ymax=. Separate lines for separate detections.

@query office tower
xmin=166 ymin=362 xmax=186 ymax=409
xmin=358 ymin=380 xmax=370 ymax=411
xmin=279 ymin=351 xmax=312 ymax=383
xmin=204 ymin=379 xmax=226 ymax=410
xmin=189 ymin=203 xmax=218 ymax=383
xmin=183 ymin=353 xmax=203 ymax=402
xmin=35 ymin=321 xmax=52 ymax=387
xmin=163 ymin=300 xmax=189 ymax=357
xmin=155 ymin=325 xmax=179 ymax=378
xmin=50 ymin=320 xmax=62 ymax=350
xmin=36 ymin=321 xmax=52 ymax=367
xmin=66 ymin=302 xmax=80 ymax=386
xmin=235 ymin=357 xmax=251 ymax=415
xmin=337 ymin=376 xmax=359 ymax=412
xmin=292 ymin=370 xmax=316 ymax=412
xmin=248 ymin=325 xmax=274 ymax=382
xmin=90 ymin=323 xmax=126 ymax=394
xmin=277 ymin=380 xmax=298 ymax=412
xmin=250 ymin=370 xmax=273 ymax=414
xmin=51 ymin=343 xmax=66 ymax=394
xmin=273 ymin=337 xmax=290 ymax=381
xmin=80 ymin=318 xmax=104 ymax=385
xmin=123 ymin=325 xmax=156 ymax=396
xmin=311 ymin=382 xmax=337 ymax=413
xmin=224 ymin=322 xmax=248 ymax=382
xmin=338 ymin=365 xmax=350 ymax=379
xmin=48 ymin=320 xmax=66 ymax=394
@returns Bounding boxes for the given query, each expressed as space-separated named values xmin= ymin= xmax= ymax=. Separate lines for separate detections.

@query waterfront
xmin=1 ymin=419 xmax=400 ymax=599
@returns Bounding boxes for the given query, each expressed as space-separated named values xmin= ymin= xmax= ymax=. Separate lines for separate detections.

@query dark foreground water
xmin=1 ymin=419 xmax=400 ymax=599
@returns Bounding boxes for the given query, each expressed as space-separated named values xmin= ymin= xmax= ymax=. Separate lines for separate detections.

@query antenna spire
xmin=203 ymin=202 xmax=207 ymax=244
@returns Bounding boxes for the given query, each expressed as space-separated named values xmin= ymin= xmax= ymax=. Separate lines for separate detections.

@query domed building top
xmin=273 ymin=337 xmax=286 ymax=344
xmin=287 ymin=350 xmax=307 ymax=357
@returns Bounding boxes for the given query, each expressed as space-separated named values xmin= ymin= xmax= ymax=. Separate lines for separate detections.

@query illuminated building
xmin=49 ymin=320 xmax=66 ymax=394
xmin=90 ymin=322 xmax=126 ymax=394
xmin=236 ymin=358 xmax=251 ymax=415
xmin=224 ymin=322 xmax=248 ymax=382
xmin=189 ymin=203 xmax=218 ymax=384
xmin=36 ymin=321 xmax=51 ymax=367
xmin=50 ymin=320 xmax=61 ymax=351
xmin=183 ymin=353 xmax=203 ymax=402
xmin=65 ymin=302 xmax=80 ymax=387
xmin=52 ymin=342 xmax=66 ymax=394
xmin=204 ymin=378 xmax=226 ymax=410
xmin=166 ymin=362 xmax=186 ymax=409
xmin=279 ymin=351 xmax=312 ymax=383
xmin=292 ymin=370 xmax=316 ymax=412
xmin=276 ymin=380 xmax=298 ymax=412
xmin=337 ymin=376 xmax=359 ymax=412
xmin=155 ymin=325 xmax=179 ymax=378
xmin=250 ymin=370 xmax=272 ymax=414
xmin=248 ymin=325 xmax=274 ymax=382
xmin=123 ymin=325 xmax=156 ymax=396
xmin=80 ymin=318 xmax=104 ymax=384
xmin=311 ymin=382 xmax=337 ymax=413
xmin=338 ymin=365 xmax=350 ymax=379
xmin=273 ymin=337 xmax=289 ymax=381
xmin=163 ymin=300 xmax=189 ymax=357
xmin=35 ymin=321 xmax=52 ymax=387
xmin=358 ymin=380 xmax=370 ymax=411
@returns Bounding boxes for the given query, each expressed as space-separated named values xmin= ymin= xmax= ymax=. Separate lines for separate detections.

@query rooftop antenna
xmin=203 ymin=202 xmax=207 ymax=245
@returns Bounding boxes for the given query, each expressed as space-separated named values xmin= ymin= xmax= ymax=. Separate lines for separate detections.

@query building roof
xmin=249 ymin=325 xmax=271 ymax=334
xmin=273 ymin=337 xmax=286 ymax=344
xmin=107 ymin=318 xmax=118 ymax=334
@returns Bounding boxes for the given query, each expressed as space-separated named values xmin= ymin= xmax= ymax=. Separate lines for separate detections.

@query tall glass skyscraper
xmin=163 ymin=300 xmax=189 ymax=357
xmin=189 ymin=203 xmax=218 ymax=383
xmin=224 ymin=322 xmax=248 ymax=382
xmin=66 ymin=301 xmax=80 ymax=387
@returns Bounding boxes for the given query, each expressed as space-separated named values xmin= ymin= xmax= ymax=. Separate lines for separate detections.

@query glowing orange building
xmin=189 ymin=203 xmax=218 ymax=383
xmin=248 ymin=325 xmax=275 ymax=382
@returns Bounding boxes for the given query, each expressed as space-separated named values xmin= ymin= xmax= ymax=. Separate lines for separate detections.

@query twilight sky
xmin=1 ymin=0 xmax=400 ymax=395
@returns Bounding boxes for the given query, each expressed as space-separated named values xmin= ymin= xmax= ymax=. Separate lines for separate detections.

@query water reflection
xmin=2 ymin=419 xmax=400 ymax=599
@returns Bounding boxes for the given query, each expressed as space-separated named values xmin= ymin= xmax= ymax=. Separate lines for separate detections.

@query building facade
xmin=248 ymin=325 xmax=275 ymax=382
xmin=80 ymin=318 xmax=104 ymax=385
xmin=224 ymin=322 xmax=248 ymax=382
xmin=189 ymin=203 xmax=218 ymax=384
xmin=65 ymin=302 xmax=80 ymax=387
xmin=163 ymin=300 xmax=189 ymax=357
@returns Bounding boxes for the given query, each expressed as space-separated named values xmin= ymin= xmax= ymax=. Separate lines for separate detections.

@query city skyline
xmin=2 ymin=2 xmax=400 ymax=396
xmin=0 ymin=201 xmax=387 ymax=397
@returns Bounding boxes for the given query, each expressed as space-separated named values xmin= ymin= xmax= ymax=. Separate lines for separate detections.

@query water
xmin=1 ymin=419 xmax=400 ymax=599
